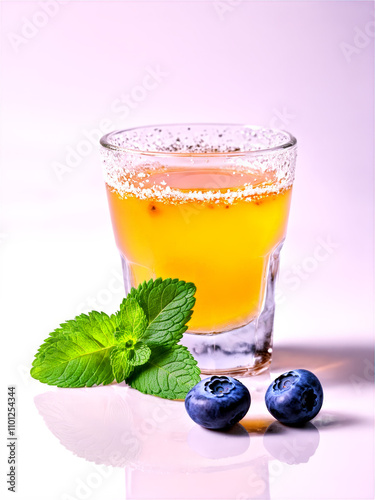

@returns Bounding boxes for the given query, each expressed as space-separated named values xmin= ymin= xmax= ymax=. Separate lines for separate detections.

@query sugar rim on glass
xmin=100 ymin=124 xmax=297 ymax=204
xmin=100 ymin=123 xmax=297 ymax=156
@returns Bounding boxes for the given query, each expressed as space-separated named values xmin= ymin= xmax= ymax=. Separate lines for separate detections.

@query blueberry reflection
xmin=263 ymin=421 xmax=320 ymax=464
xmin=188 ymin=423 xmax=250 ymax=459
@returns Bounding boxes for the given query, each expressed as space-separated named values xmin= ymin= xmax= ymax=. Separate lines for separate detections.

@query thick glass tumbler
xmin=100 ymin=124 xmax=297 ymax=376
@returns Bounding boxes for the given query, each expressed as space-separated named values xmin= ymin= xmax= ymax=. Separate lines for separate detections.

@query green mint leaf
xmin=110 ymin=344 xmax=134 ymax=382
xmin=130 ymin=342 xmax=152 ymax=366
xmin=110 ymin=336 xmax=151 ymax=383
xmin=31 ymin=312 xmax=117 ymax=387
xmin=34 ymin=311 xmax=117 ymax=361
xmin=115 ymin=298 xmax=148 ymax=341
xmin=125 ymin=278 xmax=196 ymax=348
xmin=127 ymin=344 xmax=201 ymax=400
xmin=30 ymin=332 xmax=115 ymax=388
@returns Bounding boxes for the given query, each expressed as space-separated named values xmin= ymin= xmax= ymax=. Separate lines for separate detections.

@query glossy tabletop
xmin=9 ymin=340 xmax=374 ymax=500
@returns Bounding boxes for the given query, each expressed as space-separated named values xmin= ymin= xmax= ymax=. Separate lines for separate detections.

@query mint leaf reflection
xmin=34 ymin=384 xmax=191 ymax=471
xmin=34 ymin=386 xmax=141 ymax=467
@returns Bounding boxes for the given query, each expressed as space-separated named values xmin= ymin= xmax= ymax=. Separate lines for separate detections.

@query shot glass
xmin=100 ymin=124 xmax=297 ymax=375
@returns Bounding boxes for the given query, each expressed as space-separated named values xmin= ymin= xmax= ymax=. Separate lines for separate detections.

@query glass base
xmin=180 ymin=240 xmax=282 ymax=376
xmin=121 ymin=240 xmax=282 ymax=377
xmin=180 ymin=320 xmax=273 ymax=377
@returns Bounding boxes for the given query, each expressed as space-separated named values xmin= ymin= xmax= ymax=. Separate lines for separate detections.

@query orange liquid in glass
xmin=106 ymin=168 xmax=292 ymax=333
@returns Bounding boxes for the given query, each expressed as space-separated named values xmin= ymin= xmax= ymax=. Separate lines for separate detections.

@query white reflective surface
xmin=14 ymin=343 xmax=373 ymax=500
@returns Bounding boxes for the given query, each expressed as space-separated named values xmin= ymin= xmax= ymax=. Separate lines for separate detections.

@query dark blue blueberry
xmin=185 ymin=376 xmax=251 ymax=430
xmin=265 ymin=369 xmax=323 ymax=426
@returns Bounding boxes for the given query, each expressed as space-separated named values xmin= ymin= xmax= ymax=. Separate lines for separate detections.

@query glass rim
xmin=100 ymin=123 xmax=297 ymax=158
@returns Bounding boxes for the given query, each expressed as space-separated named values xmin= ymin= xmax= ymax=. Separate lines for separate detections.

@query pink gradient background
xmin=1 ymin=3 xmax=374 ymax=500
xmin=2 ymin=1 xmax=373 ymax=343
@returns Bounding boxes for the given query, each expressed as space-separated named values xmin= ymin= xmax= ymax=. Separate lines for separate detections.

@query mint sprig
xmin=30 ymin=278 xmax=201 ymax=399
xmin=126 ymin=277 xmax=196 ymax=348
xmin=128 ymin=345 xmax=202 ymax=400
xmin=115 ymin=298 xmax=148 ymax=340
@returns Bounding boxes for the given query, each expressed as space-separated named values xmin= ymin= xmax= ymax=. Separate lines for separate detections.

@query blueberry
xmin=265 ymin=369 xmax=323 ymax=426
xmin=185 ymin=376 xmax=251 ymax=430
